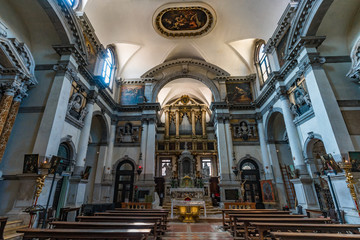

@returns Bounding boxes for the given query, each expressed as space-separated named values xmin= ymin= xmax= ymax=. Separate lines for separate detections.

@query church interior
xmin=1 ymin=0 xmax=360 ymax=239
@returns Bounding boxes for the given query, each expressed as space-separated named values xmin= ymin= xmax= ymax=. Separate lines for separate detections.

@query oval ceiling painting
xmin=153 ymin=3 xmax=216 ymax=38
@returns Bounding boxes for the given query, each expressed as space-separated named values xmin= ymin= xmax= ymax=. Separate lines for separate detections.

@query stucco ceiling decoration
xmin=153 ymin=2 xmax=216 ymax=39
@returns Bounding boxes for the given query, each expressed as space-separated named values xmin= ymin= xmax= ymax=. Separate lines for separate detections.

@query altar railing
xmin=224 ymin=202 xmax=256 ymax=209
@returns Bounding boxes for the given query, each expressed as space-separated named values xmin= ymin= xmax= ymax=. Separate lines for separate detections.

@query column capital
xmin=53 ymin=44 xmax=87 ymax=67
xmin=297 ymin=52 xmax=326 ymax=77
xmin=275 ymin=87 xmax=288 ymax=100
xmin=53 ymin=60 xmax=80 ymax=83
xmin=86 ymin=90 xmax=98 ymax=104
xmin=255 ymin=113 xmax=263 ymax=123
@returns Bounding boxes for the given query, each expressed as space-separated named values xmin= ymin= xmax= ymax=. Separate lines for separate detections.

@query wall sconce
xmin=137 ymin=165 xmax=143 ymax=175
xmin=232 ymin=166 xmax=239 ymax=176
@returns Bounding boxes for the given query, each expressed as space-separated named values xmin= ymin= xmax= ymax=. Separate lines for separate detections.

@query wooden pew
xmin=0 ymin=217 xmax=7 ymax=240
xmin=51 ymin=221 xmax=158 ymax=240
xmin=251 ymin=222 xmax=360 ymax=240
xmin=18 ymin=228 xmax=151 ymax=240
xmin=77 ymin=215 xmax=164 ymax=234
xmin=270 ymin=231 xmax=360 ymax=240
xmin=231 ymin=217 xmax=331 ymax=240
xmin=59 ymin=207 xmax=81 ymax=221
xmin=224 ymin=202 xmax=256 ymax=209
xmin=95 ymin=212 xmax=168 ymax=230
xmin=221 ymin=209 xmax=290 ymax=229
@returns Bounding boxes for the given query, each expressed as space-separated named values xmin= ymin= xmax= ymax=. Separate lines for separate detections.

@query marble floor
xmin=162 ymin=221 xmax=233 ymax=240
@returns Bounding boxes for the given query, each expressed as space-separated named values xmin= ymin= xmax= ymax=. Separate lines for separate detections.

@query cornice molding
xmin=141 ymin=58 xmax=229 ymax=78
xmin=53 ymin=44 xmax=87 ymax=66
xmin=265 ymin=1 xmax=299 ymax=53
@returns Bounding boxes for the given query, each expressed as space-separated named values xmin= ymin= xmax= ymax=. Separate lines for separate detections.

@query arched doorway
xmin=114 ymin=160 xmax=135 ymax=207
xmin=53 ymin=142 xmax=73 ymax=217
xmin=240 ymin=159 xmax=262 ymax=203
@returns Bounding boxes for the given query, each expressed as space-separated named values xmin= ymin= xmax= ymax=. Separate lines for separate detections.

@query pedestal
xmin=67 ymin=177 xmax=88 ymax=207
xmin=291 ymin=176 xmax=319 ymax=210
xmin=218 ymin=180 xmax=241 ymax=203
xmin=325 ymin=174 xmax=360 ymax=224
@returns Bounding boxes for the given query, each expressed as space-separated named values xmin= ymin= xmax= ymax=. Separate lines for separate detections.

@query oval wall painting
xmin=153 ymin=3 xmax=216 ymax=38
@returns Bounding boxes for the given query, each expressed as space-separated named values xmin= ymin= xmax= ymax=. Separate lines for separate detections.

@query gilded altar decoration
xmin=231 ymin=119 xmax=258 ymax=142
xmin=341 ymin=158 xmax=360 ymax=214
xmin=153 ymin=3 xmax=216 ymax=38
xmin=226 ymin=82 xmax=253 ymax=104
xmin=115 ymin=121 xmax=141 ymax=143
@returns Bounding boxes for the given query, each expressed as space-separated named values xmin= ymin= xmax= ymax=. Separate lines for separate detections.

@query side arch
xmin=264 ymin=107 xmax=283 ymax=142
xmin=142 ymin=58 xmax=228 ymax=103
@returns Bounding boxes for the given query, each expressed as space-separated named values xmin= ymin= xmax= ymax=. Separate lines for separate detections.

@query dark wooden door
xmin=240 ymin=160 xmax=262 ymax=203
xmin=114 ymin=160 xmax=135 ymax=207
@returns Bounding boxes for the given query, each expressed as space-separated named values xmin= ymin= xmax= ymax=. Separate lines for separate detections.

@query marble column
xmin=175 ymin=110 xmax=180 ymax=138
xmin=0 ymin=87 xmax=16 ymax=137
xmin=74 ymin=92 xmax=96 ymax=175
xmin=104 ymin=120 xmax=116 ymax=175
xmin=191 ymin=110 xmax=196 ymax=137
xmin=301 ymin=49 xmax=354 ymax=159
xmin=201 ymin=109 xmax=206 ymax=138
xmin=215 ymin=117 xmax=231 ymax=182
xmin=0 ymin=94 xmax=23 ymax=163
xmin=278 ymin=90 xmax=319 ymax=210
xmin=164 ymin=110 xmax=169 ymax=138
xmin=257 ymin=117 xmax=272 ymax=178
xmin=278 ymin=92 xmax=307 ymax=175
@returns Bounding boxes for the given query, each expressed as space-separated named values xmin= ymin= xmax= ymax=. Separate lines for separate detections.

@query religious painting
xmin=161 ymin=9 xmax=207 ymax=31
xmin=260 ymin=180 xmax=275 ymax=203
xmin=276 ymin=30 xmax=290 ymax=68
xmin=153 ymin=3 xmax=216 ymax=38
xmin=349 ymin=151 xmax=360 ymax=172
xmin=231 ymin=119 xmax=258 ymax=142
xmin=226 ymin=82 xmax=253 ymax=104
xmin=23 ymin=154 xmax=39 ymax=174
xmin=320 ymin=154 xmax=342 ymax=175
xmin=120 ymin=85 xmax=144 ymax=105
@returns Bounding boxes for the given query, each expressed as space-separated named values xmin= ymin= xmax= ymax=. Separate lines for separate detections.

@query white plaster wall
xmin=351 ymin=135 xmax=360 ymax=150
xmin=112 ymin=146 xmax=141 ymax=167
xmin=323 ymin=63 xmax=360 ymax=100
xmin=61 ymin=123 xmax=81 ymax=149
xmin=233 ymin=145 xmax=262 ymax=166
xmin=297 ymin=117 xmax=319 ymax=146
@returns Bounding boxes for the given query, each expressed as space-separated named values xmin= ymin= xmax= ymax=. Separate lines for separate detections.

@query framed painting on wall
xmin=23 ymin=154 xmax=39 ymax=174
xmin=120 ymin=85 xmax=145 ymax=105
xmin=226 ymin=82 xmax=253 ymax=104
xmin=260 ymin=180 xmax=275 ymax=203
xmin=349 ymin=151 xmax=360 ymax=172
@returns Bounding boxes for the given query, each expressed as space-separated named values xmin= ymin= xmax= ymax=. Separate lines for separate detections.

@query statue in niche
xmin=202 ymin=164 xmax=210 ymax=177
xmin=116 ymin=122 xmax=140 ymax=143
xmin=165 ymin=163 xmax=172 ymax=178
xmin=290 ymin=86 xmax=312 ymax=117
xmin=67 ymin=92 xmax=88 ymax=122
xmin=235 ymin=121 xmax=252 ymax=140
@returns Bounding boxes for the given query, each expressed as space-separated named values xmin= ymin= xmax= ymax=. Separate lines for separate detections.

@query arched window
xmin=66 ymin=0 xmax=75 ymax=7
xmin=102 ymin=48 xmax=115 ymax=88
xmin=255 ymin=41 xmax=271 ymax=86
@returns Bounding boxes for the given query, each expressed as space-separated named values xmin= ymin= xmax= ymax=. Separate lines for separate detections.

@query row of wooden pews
xmin=222 ymin=209 xmax=360 ymax=240
xmin=16 ymin=208 xmax=170 ymax=239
